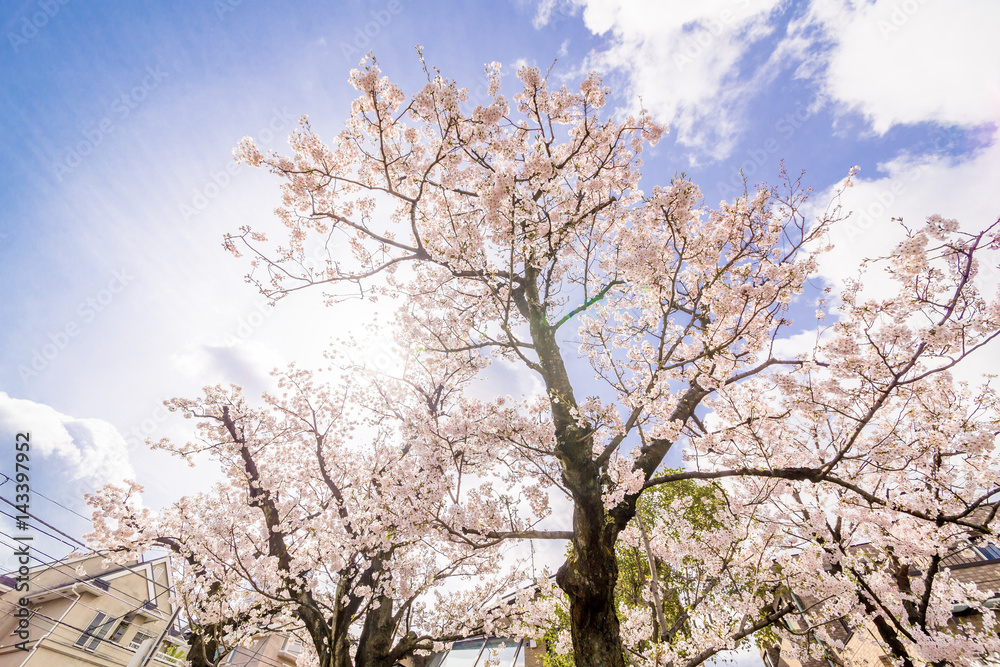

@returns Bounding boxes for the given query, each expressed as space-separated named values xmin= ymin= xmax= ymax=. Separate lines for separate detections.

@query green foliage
xmin=162 ymin=643 xmax=187 ymax=659
xmin=614 ymin=474 xmax=725 ymax=649
xmin=542 ymin=474 xmax=726 ymax=665
xmin=541 ymin=602 xmax=576 ymax=667
xmin=753 ymin=623 xmax=781 ymax=655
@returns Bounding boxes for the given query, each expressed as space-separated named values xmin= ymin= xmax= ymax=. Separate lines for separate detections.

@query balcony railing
xmin=152 ymin=649 xmax=187 ymax=666
xmin=127 ymin=638 xmax=189 ymax=666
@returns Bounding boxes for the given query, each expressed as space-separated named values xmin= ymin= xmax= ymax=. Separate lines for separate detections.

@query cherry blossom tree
xmin=222 ymin=54 xmax=1000 ymax=667
xmin=86 ymin=480 xmax=290 ymax=667
xmin=88 ymin=363 xmax=537 ymax=667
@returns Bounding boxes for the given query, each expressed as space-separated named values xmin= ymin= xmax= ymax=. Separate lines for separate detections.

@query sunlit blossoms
xmin=94 ymin=54 xmax=999 ymax=667
xmin=88 ymin=362 xmax=539 ymax=667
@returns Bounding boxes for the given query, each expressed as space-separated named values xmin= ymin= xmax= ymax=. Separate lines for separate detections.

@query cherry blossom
xmin=111 ymin=53 xmax=1000 ymax=666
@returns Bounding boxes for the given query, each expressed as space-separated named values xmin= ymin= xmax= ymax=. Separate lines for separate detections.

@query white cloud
xmin=792 ymin=0 xmax=1000 ymax=132
xmin=0 ymin=393 xmax=135 ymax=487
xmin=818 ymin=131 xmax=1000 ymax=292
xmin=552 ymin=0 xmax=1000 ymax=157
xmin=770 ymin=329 xmax=827 ymax=361
xmin=532 ymin=0 xmax=580 ymax=29
xmin=170 ymin=339 xmax=285 ymax=397
xmin=811 ymin=132 xmax=1000 ymax=382
xmin=551 ymin=0 xmax=784 ymax=158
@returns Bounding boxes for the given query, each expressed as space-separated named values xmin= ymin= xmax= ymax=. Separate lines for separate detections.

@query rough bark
xmin=556 ymin=521 xmax=625 ymax=667
xmin=515 ymin=274 xmax=628 ymax=667
xmin=185 ymin=632 xmax=220 ymax=667
xmin=356 ymin=593 xmax=397 ymax=667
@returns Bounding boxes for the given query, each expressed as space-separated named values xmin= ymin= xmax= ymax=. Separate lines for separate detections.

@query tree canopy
xmin=91 ymin=56 xmax=1000 ymax=667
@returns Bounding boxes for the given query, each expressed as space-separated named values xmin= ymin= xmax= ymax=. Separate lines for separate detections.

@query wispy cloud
xmin=545 ymin=0 xmax=1000 ymax=158
xmin=538 ymin=0 xmax=787 ymax=159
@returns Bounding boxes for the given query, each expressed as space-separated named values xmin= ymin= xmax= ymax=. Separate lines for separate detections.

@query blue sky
xmin=1 ymin=0 xmax=998 ymax=583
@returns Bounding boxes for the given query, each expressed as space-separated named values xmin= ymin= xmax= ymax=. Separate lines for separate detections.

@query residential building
xmin=760 ymin=538 xmax=1000 ymax=667
xmin=419 ymin=636 xmax=544 ymax=667
xmin=409 ymin=578 xmax=552 ymax=667
xmin=0 ymin=553 xmax=187 ymax=667
xmin=223 ymin=633 xmax=305 ymax=666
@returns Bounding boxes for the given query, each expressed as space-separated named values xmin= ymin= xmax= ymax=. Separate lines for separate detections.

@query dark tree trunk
xmin=356 ymin=593 xmax=398 ymax=667
xmin=848 ymin=573 xmax=916 ymax=667
xmin=186 ymin=632 xmax=220 ymax=667
xmin=558 ymin=553 xmax=624 ymax=667
xmin=313 ymin=617 xmax=352 ymax=667
xmin=333 ymin=633 xmax=353 ymax=667
xmin=556 ymin=470 xmax=626 ymax=667
xmin=299 ymin=594 xmax=349 ymax=667
xmin=870 ymin=616 xmax=915 ymax=667
xmin=515 ymin=275 xmax=630 ymax=667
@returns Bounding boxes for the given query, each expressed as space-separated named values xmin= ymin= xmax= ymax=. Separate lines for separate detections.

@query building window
xmin=426 ymin=637 xmax=526 ymax=667
xmin=977 ymin=542 xmax=1000 ymax=560
xmin=110 ymin=620 xmax=131 ymax=643
xmin=451 ymin=638 xmax=485 ymax=666
xmin=75 ymin=612 xmax=118 ymax=652
xmin=479 ymin=638 xmax=522 ymax=666
xmin=129 ymin=630 xmax=156 ymax=652
xmin=280 ymin=635 xmax=305 ymax=655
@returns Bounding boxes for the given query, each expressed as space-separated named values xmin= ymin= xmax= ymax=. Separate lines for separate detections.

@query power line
xmin=0 ymin=496 xmax=177 ymax=599
xmin=0 ymin=529 xmax=295 ymax=667
xmin=0 ymin=596 xmax=154 ymax=660
xmin=0 ymin=546 xmax=200 ymax=666
xmin=2 ymin=590 xmax=300 ymax=667
xmin=0 ymin=519 xmax=173 ymax=611
xmin=0 ymin=472 xmax=92 ymax=521
xmin=0 ymin=545 xmax=150 ymax=620
xmin=0 ymin=489 xmax=309 ymax=667
xmin=0 ymin=494 xmax=93 ymax=552
xmin=0 ymin=475 xmax=183 ymax=603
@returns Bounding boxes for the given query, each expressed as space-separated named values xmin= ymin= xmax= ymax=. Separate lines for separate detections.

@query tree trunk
xmin=300 ymin=598 xmax=349 ymax=667
xmin=333 ymin=634 xmax=353 ymax=667
xmin=515 ymin=276 xmax=629 ymax=667
xmin=846 ymin=573 xmax=916 ymax=667
xmin=870 ymin=615 xmax=915 ymax=667
xmin=356 ymin=593 xmax=397 ymax=667
xmin=311 ymin=626 xmax=351 ymax=667
xmin=560 ymin=567 xmax=624 ymax=667
xmin=185 ymin=632 xmax=220 ymax=667
xmin=556 ymin=471 xmax=626 ymax=667
xmin=318 ymin=623 xmax=353 ymax=667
